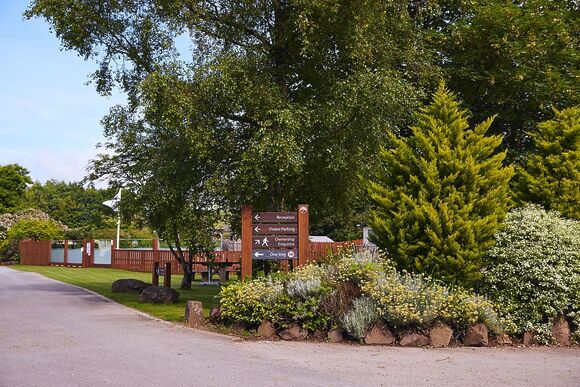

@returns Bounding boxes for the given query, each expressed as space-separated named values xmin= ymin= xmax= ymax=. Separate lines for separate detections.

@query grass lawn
xmin=13 ymin=265 xmax=224 ymax=322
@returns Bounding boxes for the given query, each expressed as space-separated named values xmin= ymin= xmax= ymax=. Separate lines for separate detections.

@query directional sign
xmin=253 ymin=249 xmax=297 ymax=260
xmin=252 ymin=235 xmax=297 ymax=248
xmin=253 ymin=224 xmax=297 ymax=235
xmin=253 ymin=212 xmax=297 ymax=223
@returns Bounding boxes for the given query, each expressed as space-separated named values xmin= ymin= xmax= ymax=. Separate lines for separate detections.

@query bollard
xmin=163 ymin=262 xmax=172 ymax=288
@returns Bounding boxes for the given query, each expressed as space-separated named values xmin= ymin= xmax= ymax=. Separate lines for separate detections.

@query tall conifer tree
xmin=514 ymin=106 xmax=580 ymax=219
xmin=366 ymin=84 xmax=514 ymax=286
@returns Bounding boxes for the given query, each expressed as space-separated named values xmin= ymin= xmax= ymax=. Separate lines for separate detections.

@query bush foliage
xmin=366 ymin=84 xmax=514 ymax=287
xmin=513 ymin=106 xmax=580 ymax=219
xmin=0 ymin=218 xmax=65 ymax=261
xmin=481 ymin=205 xmax=580 ymax=344
xmin=220 ymin=250 xmax=504 ymax=340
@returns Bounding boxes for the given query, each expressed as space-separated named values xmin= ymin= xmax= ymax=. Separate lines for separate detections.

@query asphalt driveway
xmin=0 ymin=267 xmax=578 ymax=386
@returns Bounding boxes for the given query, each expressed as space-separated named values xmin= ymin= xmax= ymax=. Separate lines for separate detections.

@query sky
xmin=0 ymin=0 xmax=124 ymax=185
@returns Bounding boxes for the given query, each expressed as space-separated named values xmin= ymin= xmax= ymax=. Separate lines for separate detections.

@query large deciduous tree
xmin=366 ymin=84 xmax=514 ymax=287
xmin=0 ymin=164 xmax=32 ymax=213
xmin=90 ymin=71 xmax=223 ymax=289
xmin=24 ymin=180 xmax=116 ymax=230
xmin=434 ymin=0 xmax=579 ymax=153
xmin=26 ymin=0 xmax=439 ymax=237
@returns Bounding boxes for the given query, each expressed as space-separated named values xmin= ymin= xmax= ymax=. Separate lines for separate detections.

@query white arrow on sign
xmin=254 ymin=226 xmax=261 ymax=233
xmin=254 ymin=239 xmax=261 ymax=245
xmin=254 ymin=214 xmax=261 ymax=221
xmin=254 ymin=252 xmax=264 ymax=258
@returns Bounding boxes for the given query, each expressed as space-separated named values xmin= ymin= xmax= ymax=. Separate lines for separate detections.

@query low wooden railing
xmin=111 ymin=249 xmax=242 ymax=275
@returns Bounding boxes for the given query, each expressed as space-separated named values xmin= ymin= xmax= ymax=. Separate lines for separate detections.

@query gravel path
xmin=0 ymin=267 xmax=578 ymax=386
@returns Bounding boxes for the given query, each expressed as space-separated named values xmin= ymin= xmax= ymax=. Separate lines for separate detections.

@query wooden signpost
xmin=152 ymin=261 xmax=172 ymax=288
xmin=241 ymin=204 xmax=309 ymax=279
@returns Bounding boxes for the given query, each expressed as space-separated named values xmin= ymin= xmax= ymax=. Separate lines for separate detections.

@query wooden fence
xmin=18 ymin=238 xmax=368 ymax=273
xmin=19 ymin=239 xmax=91 ymax=267
xmin=308 ymin=239 xmax=365 ymax=262
xmin=111 ymin=249 xmax=242 ymax=275
xmin=19 ymin=240 xmax=51 ymax=266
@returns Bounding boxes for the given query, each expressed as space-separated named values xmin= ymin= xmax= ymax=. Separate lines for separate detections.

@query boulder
xmin=327 ymin=328 xmax=343 ymax=343
xmin=139 ymin=285 xmax=179 ymax=304
xmin=279 ymin=323 xmax=307 ymax=341
xmin=523 ymin=331 xmax=535 ymax=346
xmin=496 ymin=333 xmax=513 ymax=346
xmin=257 ymin=320 xmax=277 ymax=338
xmin=464 ymin=324 xmax=489 ymax=347
xmin=429 ymin=322 xmax=453 ymax=348
xmin=400 ymin=332 xmax=429 ymax=347
xmin=185 ymin=300 xmax=204 ymax=325
xmin=364 ymin=321 xmax=395 ymax=345
xmin=112 ymin=279 xmax=150 ymax=293
xmin=209 ymin=306 xmax=222 ymax=321
xmin=552 ymin=316 xmax=571 ymax=346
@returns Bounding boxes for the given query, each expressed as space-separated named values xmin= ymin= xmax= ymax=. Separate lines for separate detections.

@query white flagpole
xmin=116 ymin=188 xmax=122 ymax=249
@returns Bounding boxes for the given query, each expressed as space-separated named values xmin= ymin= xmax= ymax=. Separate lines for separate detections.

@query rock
xmin=209 ymin=306 xmax=222 ymax=321
xmin=279 ymin=323 xmax=307 ymax=341
xmin=552 ymin=315 xmax=571 ymax=346
xmin=139 ymin=285 xmax=179 ymax=304
xmin=523 ymin=331 xmax=535 ymax=346
xmin=257 ymin=320 xmax=277 ymax=338
xmin=400 ymin=332 xmax=429 ymax=347
xmin=327 ymin=328 xmax=343 ymax=343
xmin=364 ymin=321 xmax=395 ymax=345
xmin=184 ymin=300 xmax=204 ymax=325
xmin=112 ymin=279 xmax=150 ymax=293
xmin=429 ymin=322 xmax=453 ymax=348
xmin=496 ymin=333 xmax=513 ymax=346
xmin=311 ymin=330 xmax=327 ymax=341
xmin=231 ymin=322 xmax=246 ymax=332
xmin=464 ymin=324 xmax=489 ymax=347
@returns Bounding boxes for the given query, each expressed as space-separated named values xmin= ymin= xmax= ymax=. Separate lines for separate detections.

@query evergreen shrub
xmin=513 ymin=106 xmax=580 ymax=219
xmin=366 ymin=84 xmax=514 ymax=287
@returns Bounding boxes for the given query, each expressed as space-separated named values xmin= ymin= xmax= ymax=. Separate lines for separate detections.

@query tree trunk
xmin=180 ymin=259 xmax=192 ymax=290
xmin=168 ymin=242 xmax=193 ymax=290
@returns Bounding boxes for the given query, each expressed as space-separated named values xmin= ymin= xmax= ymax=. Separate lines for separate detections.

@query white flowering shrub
xmin=481 ymin=205 xmax=580 ymax=343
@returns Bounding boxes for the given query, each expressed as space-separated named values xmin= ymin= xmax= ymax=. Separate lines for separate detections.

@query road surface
xmin=0 ymin=267 xmax=578 ymax=386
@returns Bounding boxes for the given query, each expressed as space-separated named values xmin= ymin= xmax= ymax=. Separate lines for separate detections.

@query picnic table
xmin=191 ymin=260 xmax=240 ymax=283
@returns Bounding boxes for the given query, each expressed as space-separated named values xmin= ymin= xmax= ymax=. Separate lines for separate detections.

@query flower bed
xmin=219 ymin=250 xmax=507 ymax=346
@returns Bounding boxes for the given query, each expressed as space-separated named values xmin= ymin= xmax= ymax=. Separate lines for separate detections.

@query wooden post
xmin=89 ymin=240 xmax=95 ymax=268
xmin=64 ymin=240 xmax=69 ymax=266
xmin=163 ymin=262 xmax=172 ymax=288
xmin=111 ymin=239 xmax=116 ymax=267
xmin=153 ymin=238 xmax=160 ymax=263
xmin=152 ymin=261 xmax=160 ymax=286
xmin=297 ymin=204 xmax=309 ymax=267
xmin=241 ymin=204 xmax=253 ymax=280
